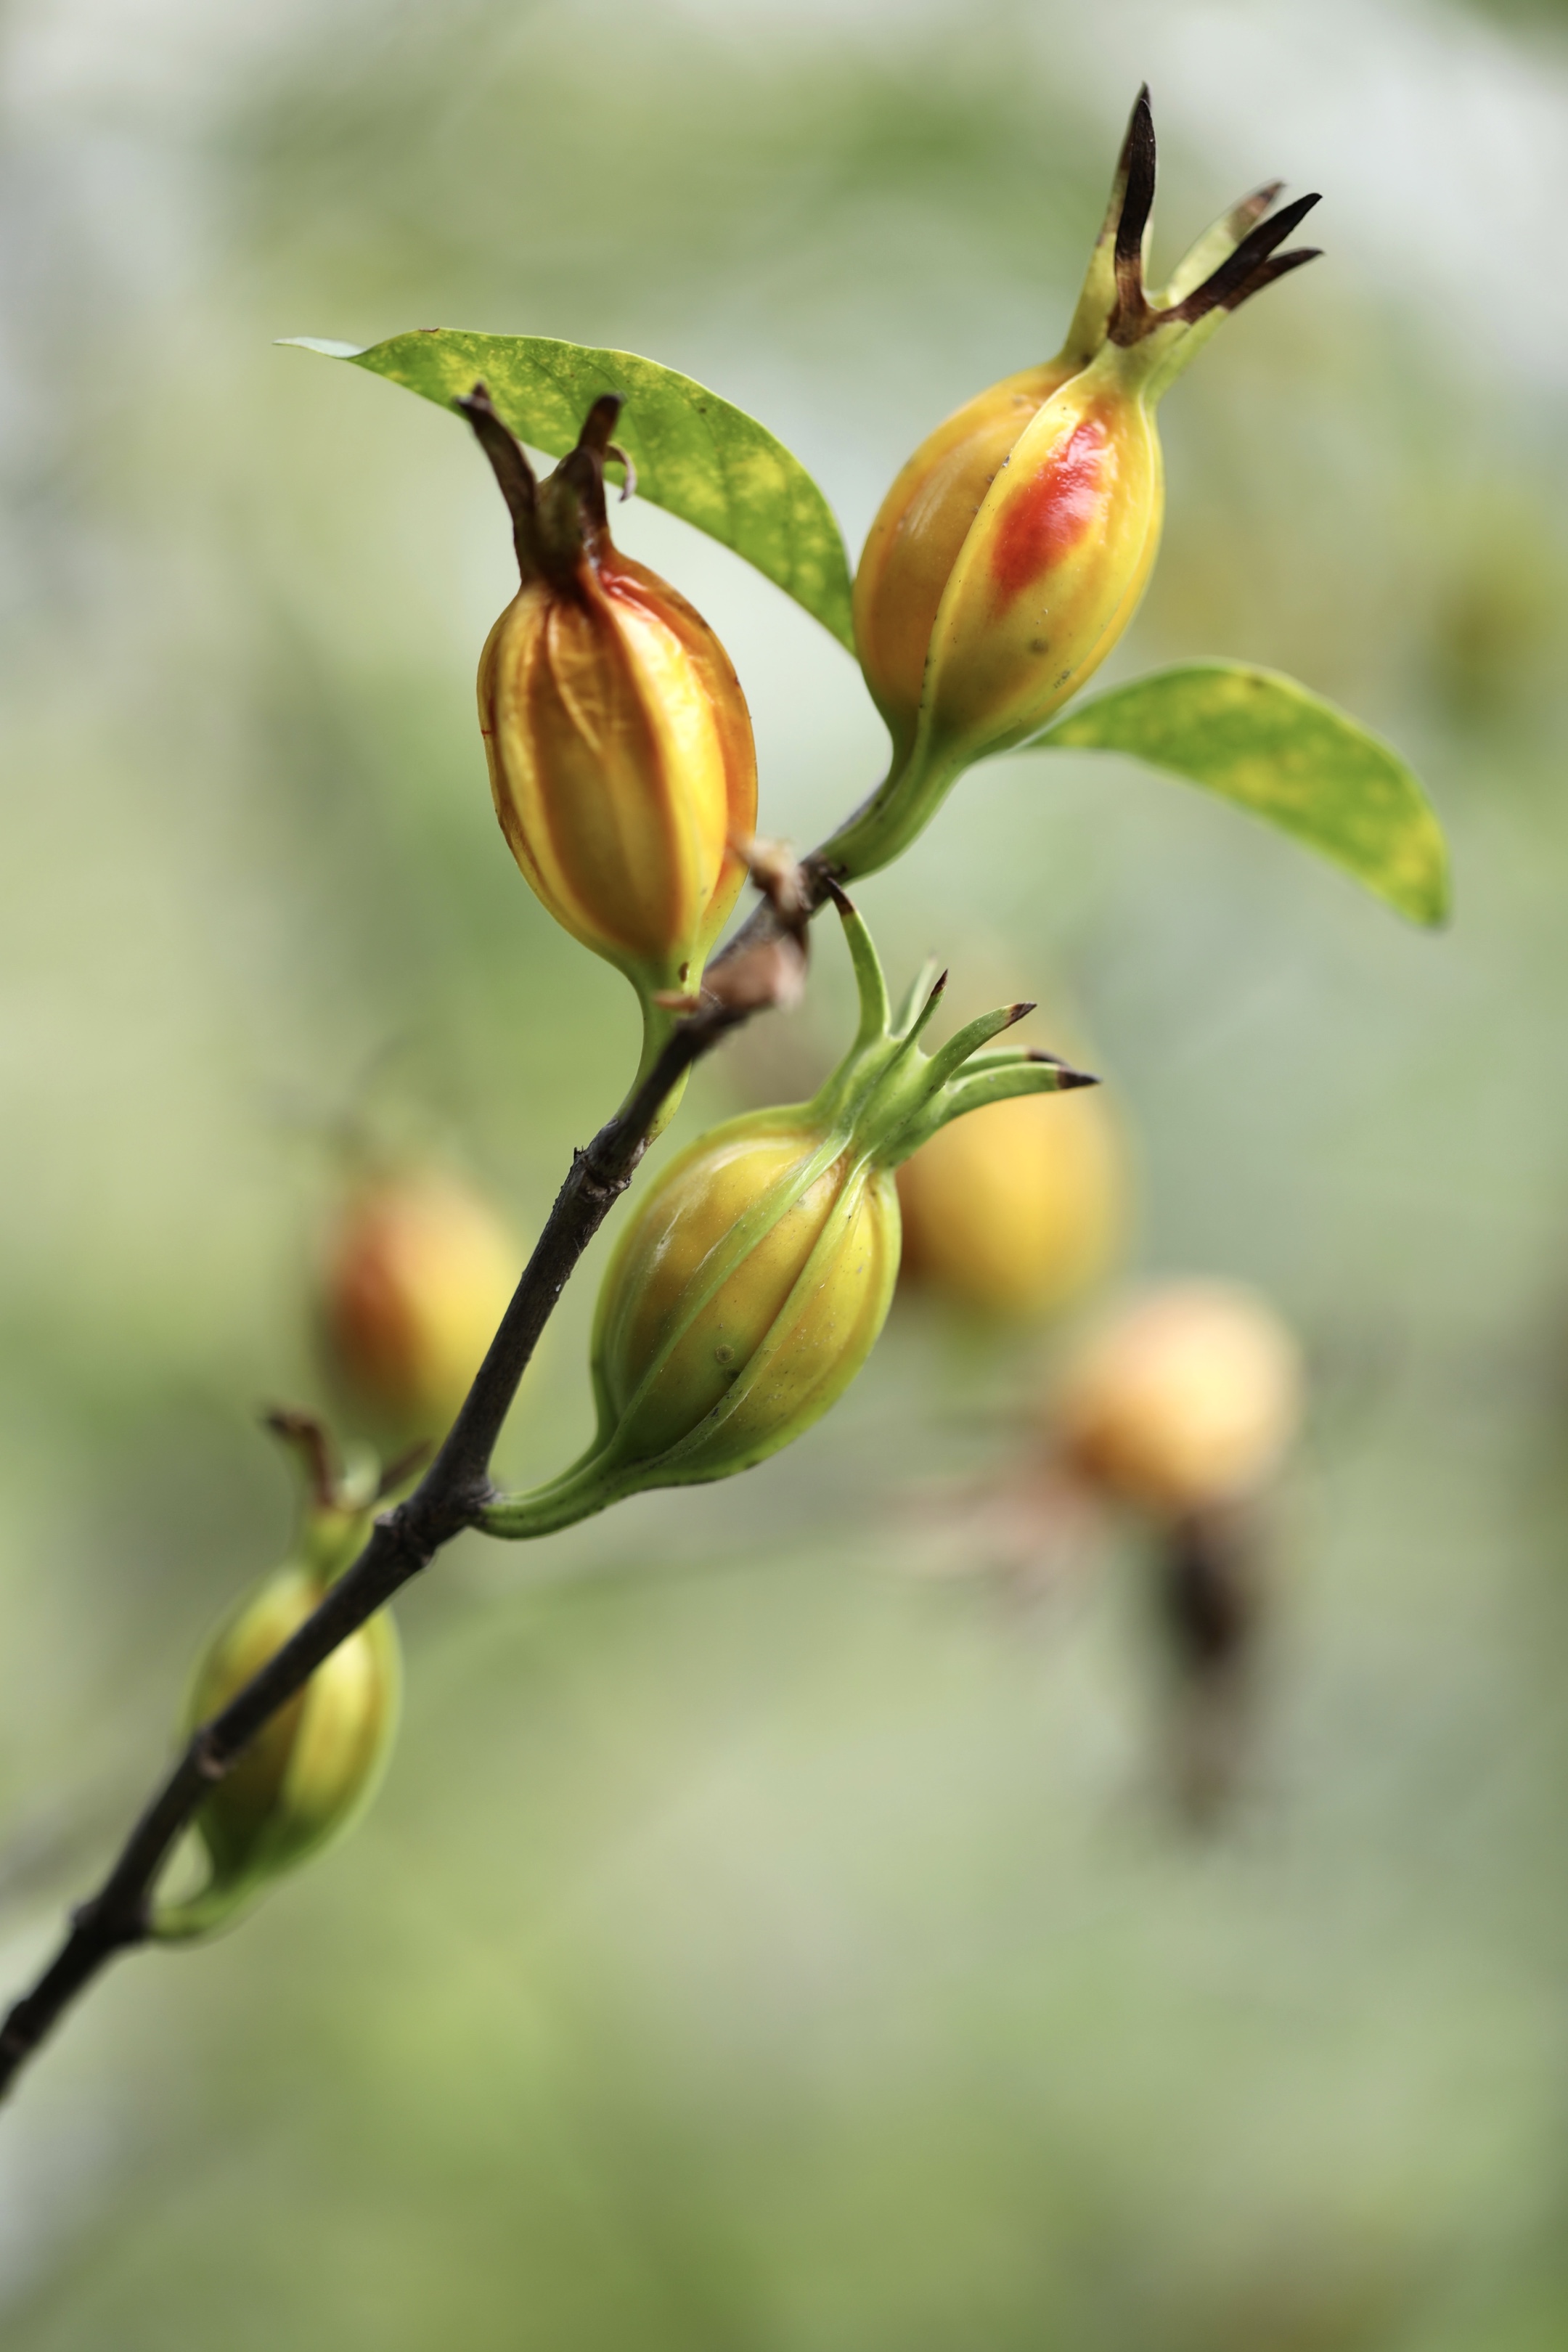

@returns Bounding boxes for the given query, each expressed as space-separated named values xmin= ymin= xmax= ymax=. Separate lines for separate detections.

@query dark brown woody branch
xmin=0 ymin=982 xmax=766 ymax=2101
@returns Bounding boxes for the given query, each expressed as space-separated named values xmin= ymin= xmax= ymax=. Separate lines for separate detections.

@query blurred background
xmin=3 ymin=0 xmax=1568 ymax=2342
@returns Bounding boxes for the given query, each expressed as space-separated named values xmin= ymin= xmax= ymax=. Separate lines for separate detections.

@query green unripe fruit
xmin=481 ymin=894 xmax=1097 ymax=1538
xmin=184 ymin=1567 xmax=396 ymax=1895
xmin=155 ymin=1451 xmax=400 ymax=1940
xmin=592 ymin=1119 xmax=900 ymax=1479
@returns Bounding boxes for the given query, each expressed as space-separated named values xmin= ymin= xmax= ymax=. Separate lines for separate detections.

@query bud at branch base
xmin=829 ymin=88 xmax=1320 ymax=881
xmin=481 ymin=896 xmax=1099 ymax=1538
xmin=154 ymin=1427 xmax=400 ymax=1939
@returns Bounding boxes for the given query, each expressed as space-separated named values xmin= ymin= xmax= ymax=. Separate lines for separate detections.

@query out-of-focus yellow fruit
xmin=896 ymin=1085 xmax=1127 ymax=1318
xmin=1055 ymin=1281 xmax=1302 ymax=1515
xmin=319 ymin=1173 xmax=520 ymax=1437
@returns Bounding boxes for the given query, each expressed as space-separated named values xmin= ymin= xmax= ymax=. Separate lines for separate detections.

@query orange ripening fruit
xmin=319 ymin=1174 xmax=520 ymax=1437
xmin=853 ymin=357 xmax=1085 ymax=774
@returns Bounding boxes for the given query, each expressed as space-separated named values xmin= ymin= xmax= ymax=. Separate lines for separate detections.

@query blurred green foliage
xmin=3 ymin=0 xmax=1568 ymax=2345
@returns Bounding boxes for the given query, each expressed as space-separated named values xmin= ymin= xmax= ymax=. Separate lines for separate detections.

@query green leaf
xmin=283 ymin=331 xmax=855 ymax=651
xmin=1034 ymin=662 xmax=1450 ymax=925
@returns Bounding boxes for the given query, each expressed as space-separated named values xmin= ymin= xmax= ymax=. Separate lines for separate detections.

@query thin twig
xmin=705 ymin=846 xmax=838 ymax=976
xmin=0 ymin=988 xmax=756 ymax=2100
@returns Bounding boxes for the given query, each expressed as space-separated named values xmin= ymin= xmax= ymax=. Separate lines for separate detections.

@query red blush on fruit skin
xmin=987 ymin=415 xmax=1108 ymax=606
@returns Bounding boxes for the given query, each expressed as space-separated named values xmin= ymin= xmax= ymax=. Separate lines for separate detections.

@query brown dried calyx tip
xmin=455 ymin=383 xmax=538 ymax=568
xmin=539 ymin=393 xmax=634 ymax=579
xmin=262 ymin=1407 xmax=340 ymax=1510
xmin=1226 ymin=180 xmax=1284 ymax=240
xmin=455 ymin=384 xmax=636 ymax=581
xmin=1107 ymin=86 xmax=1321 ymax=348
xmin=1021 ymin=1046 xmax=1100 ymax=1090
xmin=570 ymin=392 xmax=637 ymax=502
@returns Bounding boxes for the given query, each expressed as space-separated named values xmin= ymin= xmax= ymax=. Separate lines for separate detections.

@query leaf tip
xmin=1405 ymin=862 xmax=1453 ymax=931
xmin=1389 ymin=804 xmax=1453 ymax=929
xmin=277 ymin=336 xmax=365 ymax=359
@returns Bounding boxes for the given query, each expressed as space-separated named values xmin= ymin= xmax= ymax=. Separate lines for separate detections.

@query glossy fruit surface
xmin=854 ymin=362 xmax=1078 ymax=767
xmin=465 ymin=389 xmax=757 ymax=1009
xmin=593 ymin=1116 xmax=900 ymax=1479
xmin=481 ymin=550 xmax=756 ymax=993
xmin=920 ymin=356 xmax=1164 ymax=770
xmin=162 ymin=1550 xmax=399 ymax=1935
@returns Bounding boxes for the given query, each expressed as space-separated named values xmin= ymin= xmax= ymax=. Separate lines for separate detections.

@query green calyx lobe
xmin=801 ymin=888 xmax=1095 ymax=1172
xmin=480 ymin=895 xmax=1094 ymax=1541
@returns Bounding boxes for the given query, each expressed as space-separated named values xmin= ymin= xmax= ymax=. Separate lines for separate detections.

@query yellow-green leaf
xmin=284 ymin=331 xmax=855 ymax=650
xmin=1036 ymin=662 xmax=1450 ymax=926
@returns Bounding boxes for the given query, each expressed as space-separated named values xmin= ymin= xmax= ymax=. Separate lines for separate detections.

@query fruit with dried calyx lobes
xmin=480 ymin=892 xmax=1099 ymax=1539
xmin=460 ymin=384 xmax=757 ymax=1087
xmin=319 ymin=1166 xmax=521 ymax=1440
xmin=828 ymin=87 xmax=1321 ymax=882
xmin=896 ymin=1058 xmax=1129 ymax=1318
xmin=1054 ymin=1281 xmax=1302 ymax=1518
xmin=153 ymin=1415 xmax=401 ymax=1940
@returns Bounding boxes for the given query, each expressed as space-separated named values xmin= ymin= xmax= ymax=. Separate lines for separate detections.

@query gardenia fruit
xmin=155 ymin=1461 xmax=399 ymax=1940
xmin=464 ymin=387 xmax=757 ymax=1045
xmin=481 ymin=897 xmax=1097 ymax=1536
xmin=828 ymin=87 xmax=1320 ymax=881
